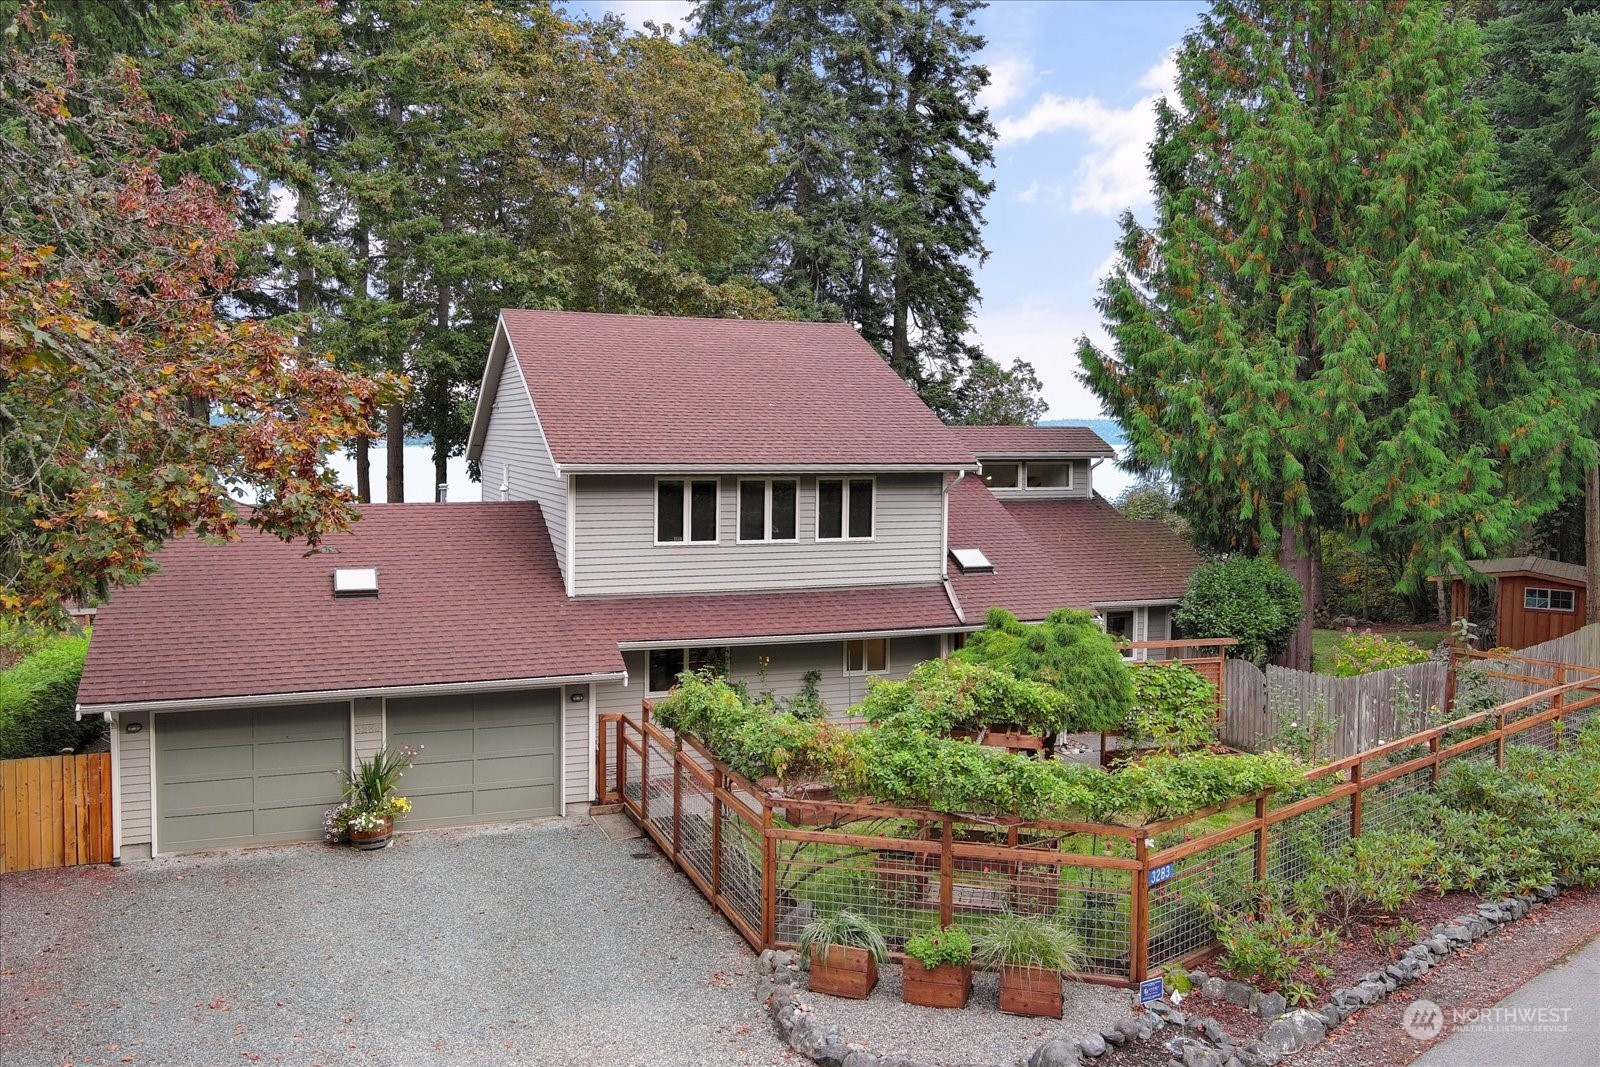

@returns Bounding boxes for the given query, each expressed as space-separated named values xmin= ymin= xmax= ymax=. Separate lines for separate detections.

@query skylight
xmin=949 ymin=548 xmax=993 ymax=575
xmin=333 ymin=568 xmax=379 ymax=597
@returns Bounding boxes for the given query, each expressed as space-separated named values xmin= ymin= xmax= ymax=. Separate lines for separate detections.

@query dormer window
xmin=979 ymin=460 xmax=1074 ymax=492
xmin=657 ymin=478 xmax=719 ymax=544
xmin=1026 ymin=463 xmax=1071 ymax=489
xmin=982 ymin=462 xmax=1020 ymax=489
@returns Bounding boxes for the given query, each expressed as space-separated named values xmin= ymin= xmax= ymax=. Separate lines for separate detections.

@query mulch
xmin=1093 ymin=888 xmax=1600 ymax=1067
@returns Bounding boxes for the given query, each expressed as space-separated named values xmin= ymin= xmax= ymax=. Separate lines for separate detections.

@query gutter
xmin=77 ymin=670 xmax=628 ymax=717
xmin=560 ymin=462 xmax=979 ymax=476
xmin=616 ymin=625 xmax=974 ymax=652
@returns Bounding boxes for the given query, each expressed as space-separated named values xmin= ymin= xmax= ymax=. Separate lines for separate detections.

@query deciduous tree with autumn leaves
xmin=0 ymin=26 xmax=402 ymax=624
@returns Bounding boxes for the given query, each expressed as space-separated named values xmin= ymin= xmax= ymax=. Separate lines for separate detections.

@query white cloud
xmin=980 ymin=55 xmax=1036 ymax=113
xmin=995 ymin=53 xmax=1178 ymax=215
xmin=971 ymin=300 xmax=1111 ymax=421
xmin=602 ymin=0 xmax=696 ymax=31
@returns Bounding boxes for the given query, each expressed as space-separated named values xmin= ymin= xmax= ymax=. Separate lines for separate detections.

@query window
xmin=1026 ymin=462 xmax=1071 ymax=489
xmin=981 ymin=462 xmax=1020 ymax=489
xmin=656 ymin=479 xmax=719 ymax=544
xmin=1103 ymin=609 xmax=1145 ymax=660
xmin=738 ymin=479 xmax=798 ymax=542
xmin=818 ymin=477 xmax=874 ymax=540
xmin=1524 ymin=587 xmax=1576 ymax=612
xmin=647 ymin=646 xmax=730 ymax=692
xmin=844 ymin=638 xmax=889 ymax=675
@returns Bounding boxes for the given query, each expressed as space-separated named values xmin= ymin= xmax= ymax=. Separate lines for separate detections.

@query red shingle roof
xmin=77 ymin=504 xmax=625 ymax=707
xmin=593 ymin=585 xmax=959 ymax=646
xmin=497 ymin=310 xmax=975 ymax=468
xmin=951 ymin=425 xmax=1116 ymax=458
xmin=946 ymin=479 xmax=1202 ymax=621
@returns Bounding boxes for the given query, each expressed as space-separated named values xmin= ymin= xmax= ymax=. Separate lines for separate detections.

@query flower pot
xmin=808 ymin=944 xmax=878 ymax=999
xmin=902 ymin=959 xmax=972 ymax=1008
xmin=997 ymin=964 xmax=1062 ymax=1018
xmin=348 ymin=815 xmax=394 ymax=850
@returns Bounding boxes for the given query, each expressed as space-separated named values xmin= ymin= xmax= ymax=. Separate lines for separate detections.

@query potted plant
xmin=323 ymin=747 xmax=418 ymax=850
xmin=797 ymin=910 xmax=888 ymax=999
xmin=972 ymin=912 xmax=1086 ymax=1018
xmin=902 ymin=925 xmax=973 ymax=1008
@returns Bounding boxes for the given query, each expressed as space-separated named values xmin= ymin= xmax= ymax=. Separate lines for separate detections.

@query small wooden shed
xmin=1444 ymin=556 xmax=1588 ymax=648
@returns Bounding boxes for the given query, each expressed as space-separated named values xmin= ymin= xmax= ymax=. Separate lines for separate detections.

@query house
xmin=1441 ymin=556 xmax=1590 ymax=648
xmin=76 ymin=310 xmax=1203 ymax=859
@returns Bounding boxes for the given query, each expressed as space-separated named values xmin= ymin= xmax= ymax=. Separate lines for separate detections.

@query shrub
xmin=0 ymin=634 xmax=99 ymax=759
xmin=971 ymin=912 xmax=1086 ymax=974
xmin=1174 ymin=556 xmax=1304 ymax=665
xmin=1330 ymin=630 xmax=1432 ymax=677
xmin=1290 ymin=830 xmax=1437 ymax=930
xmin=1207 ymin=898 xmax=1329 ymax=988
xmin=856 ymin=658 xmax=1074 ymax=737
xmin=904 ymin=925 xmax=973 ymax=968
xmin=954 ymin=607 xmax=1133 ymax=731
xmin=1125 ymin=661 xmax=1218 ymax=752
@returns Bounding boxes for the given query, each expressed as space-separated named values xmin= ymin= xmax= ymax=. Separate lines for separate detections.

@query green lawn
xmin=1310 ymin=627 xmax=1452 ymax=675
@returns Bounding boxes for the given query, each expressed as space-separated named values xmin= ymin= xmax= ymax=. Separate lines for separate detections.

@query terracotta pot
xmin=808 ymin=944 xmax=878 ymax=999
xmin=348 ymin=815 xmax=394 ymax=850
xmin=997 ymin=964 xmax=1062 ymax=1018
xmin=901 ymin=959 xmax=972 ymax=1008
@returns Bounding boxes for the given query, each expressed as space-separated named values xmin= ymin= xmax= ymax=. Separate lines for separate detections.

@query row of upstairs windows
xmin=655 ymin=477 xmax=875 ymax=545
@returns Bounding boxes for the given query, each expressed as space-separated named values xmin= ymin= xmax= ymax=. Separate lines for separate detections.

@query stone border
xmin=755 ymin=883 xmax=1564 ymax=1067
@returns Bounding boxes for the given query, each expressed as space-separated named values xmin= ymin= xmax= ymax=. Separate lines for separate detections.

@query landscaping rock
xmin=1114 ymin=1018 xmax=1142 ymax=1042
xmin=1442 ymin=923 xmax=1472 ymax=945
xmin=1027 ymin=1038 xmax=1081 ymax=1067
xmin=1101 ymin=1026 xmax=1128 ymax=1047
xmin=1189 ymin=971 xmax=1210 ymax=986
xmin=1181 ymin=1045 xmax=1225 ymax=1067
xmin=1078 ymin=1034 xmax=1108 ymax=1058
xmin=1261 ymin=1010 xmax=1325 ymax=1055
xmin=758 ymin=949 xmax=777 ymax=975
xmin=841 ymin=1053 xmax=880 ymax=1067
xmin=1202 ymin=1018 xmax=1229 ymax=1044
xmin=1426 ymin=934 xmax=1452 ymax=955
xmin=1202 ymin=977 xmax=1229 ymax=1000
xmin=1222 ymin=981 xmax=1255 ymax=1008
xmin=1255 ymin=992 xmax=1286 ymax=1019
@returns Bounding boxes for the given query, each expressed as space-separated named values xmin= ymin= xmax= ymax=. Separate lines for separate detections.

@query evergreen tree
xmin=697 ymin=0 xmax=1042 ymax=423
xmin=1078 ymin=1 xmax=1598 ymax=668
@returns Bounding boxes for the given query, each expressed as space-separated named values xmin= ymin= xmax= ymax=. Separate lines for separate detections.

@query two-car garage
xmin=151 ymin=689 xmax=563 ymax=854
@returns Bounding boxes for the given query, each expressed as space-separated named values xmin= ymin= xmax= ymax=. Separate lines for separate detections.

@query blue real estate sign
xmin=1139 ymin=977 xmax=1165 ymax=1004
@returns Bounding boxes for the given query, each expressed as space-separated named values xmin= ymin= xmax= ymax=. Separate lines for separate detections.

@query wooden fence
xmin=0 ymin=753 xmax=113 ymax=874
xmin=601 ymin=644 xmax=1600 ymax=987
xmin=1222 ymin=659 xmax=1448 ymax=759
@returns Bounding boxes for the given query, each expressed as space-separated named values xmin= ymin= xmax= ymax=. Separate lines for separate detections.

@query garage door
xmin=386 ymin=689 xmax=559 ymax=829
xmin=155 ymin=703 xmax=349 ymax=853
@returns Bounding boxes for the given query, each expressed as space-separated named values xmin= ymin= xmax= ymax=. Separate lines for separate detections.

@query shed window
xmin=657 ymin=479 xmax=719 ymax=544
xmin=1524 ymin=587 xmax=1575 ymax=612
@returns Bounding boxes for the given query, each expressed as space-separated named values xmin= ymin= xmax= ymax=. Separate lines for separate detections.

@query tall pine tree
xmin=1079 ymin=0 xmax=1598 ymax=667
xmin=697 ymin=0 xmax=1044 ymax=424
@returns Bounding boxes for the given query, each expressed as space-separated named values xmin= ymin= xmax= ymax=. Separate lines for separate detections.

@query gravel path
xmin=1 ymin=818 xmax=786 ymax=1066
xmin=802 ymin=965 xmax=1127 ymax=1065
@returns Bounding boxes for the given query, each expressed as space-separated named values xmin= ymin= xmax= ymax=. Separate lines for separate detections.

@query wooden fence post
xmin=1429 ymin=734 xmax=1442 ymax=784
xmin=595 ymin=717 xmax=608 ymax=804
xmin=940 ymin=817 xmax=954 ymax=931
xmin=1132 ymin=834 xmax=1149 ymax=986
xmin=671 ymin=739 xmax=683 ymax=866
xmin=1254 ymin=795 xmax=1269 ymax=888
xmin=1349 ymin=761 xmax=1364 ymax=839
xmin=761 ymin=806 xmax=777 ymax=949
xmin=711 ymin=771 xmax=722 ymax=899
xmin=1496 ymin=710 xmax=1507 ymax=769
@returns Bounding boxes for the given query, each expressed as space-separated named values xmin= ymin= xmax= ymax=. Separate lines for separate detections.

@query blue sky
xmin=567 ymin=0 xmax=1207 ymax=420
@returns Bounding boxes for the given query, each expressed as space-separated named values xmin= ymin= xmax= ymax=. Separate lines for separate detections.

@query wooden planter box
xmin=901 ymin=959 xmax=972 ymax=1008
xmin=997 ymin=965 xmax=1062 ymax=1018
xmin=808 ymin=945 xmax=878 ymax=999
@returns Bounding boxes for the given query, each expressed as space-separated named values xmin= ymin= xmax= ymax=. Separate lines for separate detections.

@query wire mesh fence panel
xmin=772 ymin=830 xmax=940 ymax=951
xmin=717 ymin=799 xmax=764 ymax=938
xmin=1148 ymin=833 xmax=1256 ymax=971
xmin=1361 ymin=767 xmax=1433 ymax=835
xmin=675 ymin=760 xmax=716 ymax=889
xmin=619 ymin=727 xmax=645 ymax=815
xmin=1267 ymin=802 xmax=1349 ymax=889
xmin=643 ymin=735 xmax=676 ymax=839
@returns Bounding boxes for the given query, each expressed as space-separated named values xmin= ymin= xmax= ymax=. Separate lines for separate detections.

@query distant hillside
xmin=1039 ymin=417 xmax=1125 ymax=449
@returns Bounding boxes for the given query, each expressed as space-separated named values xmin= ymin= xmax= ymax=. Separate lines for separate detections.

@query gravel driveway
xmin=1 ymin=818 xmax=787 ymax=1066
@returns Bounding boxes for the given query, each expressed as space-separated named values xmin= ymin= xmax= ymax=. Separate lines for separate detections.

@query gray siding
xmin=987 ymin=458 xmax=1094 ymax=501
xmin=477 ymin=346 xmax=568 ymax=577
xmin=595 ymin=635 xmax=947 ymax=728
xmin=353 ymin=698 xmax=383 ymax=762
xmin=562 ymin=685 xmax=589 ymax=806
xmin=119 ymin=710 xmax=152 ymax=848
xmin=571 ymin=474 xmax=945 ymax=597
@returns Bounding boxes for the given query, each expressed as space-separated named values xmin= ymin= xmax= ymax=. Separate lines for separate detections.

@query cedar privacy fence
xmin=0 ymin=753 xmax=113 ymax=874
xmin=597 ymin=635 xmax=1600 ymax=988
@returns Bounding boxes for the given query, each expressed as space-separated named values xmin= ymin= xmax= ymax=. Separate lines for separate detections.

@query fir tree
xmin=1078 ymin=1 xmax=1598 ymax=667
